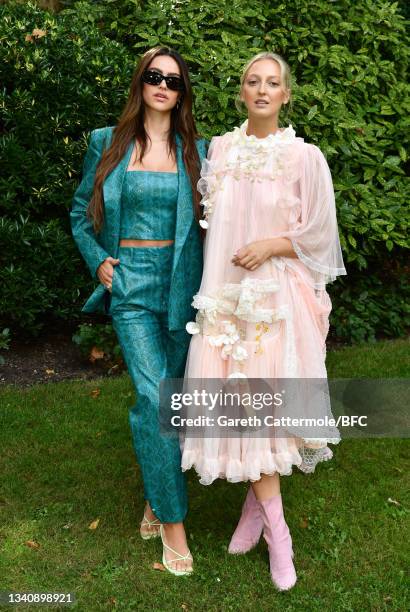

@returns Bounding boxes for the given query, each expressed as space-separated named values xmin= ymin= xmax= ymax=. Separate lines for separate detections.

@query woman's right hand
xmin=97 ymin=257 xmax=120 ymax=292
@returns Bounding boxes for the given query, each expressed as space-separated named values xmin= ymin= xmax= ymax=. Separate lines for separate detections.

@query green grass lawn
xmin=0 ymin=339 xmax=408 ymax=611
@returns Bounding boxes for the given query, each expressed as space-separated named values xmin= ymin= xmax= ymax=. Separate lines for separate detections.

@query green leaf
xmin=380 ymin=104 xmax=395 ymax=115
xmin=307 ymin=105 xmax=318 ymax=120
xmin=364 ymin=168 xmax=376 ymax=181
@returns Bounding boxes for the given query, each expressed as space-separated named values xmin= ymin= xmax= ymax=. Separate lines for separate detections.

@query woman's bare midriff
xmin=119 ymin=239 xmax=174 ymax=247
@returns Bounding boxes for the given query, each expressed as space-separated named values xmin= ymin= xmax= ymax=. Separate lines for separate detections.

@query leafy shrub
xmin=0 ymin=328 xmax=11 ymax=351
xmin=0 ymin=215 xmax=92 ymax=334
xmin=1 ymin=1 xmax=132 ymax=225
xmin=1 ymin=0 xmax=409 ymax=342
xmin=72 ymin=322 xmax=123 ymax=366
xmin=0 ymin=328 xmax=11 ymax=366
xmin=331 ymin=260 xmax=410 ymax=343
xmin=0 ymin=1 xmax=133 ymax=335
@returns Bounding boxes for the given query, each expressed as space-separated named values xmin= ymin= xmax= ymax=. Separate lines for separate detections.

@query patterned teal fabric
xmin=70 ymin=127 xmax=208 ymax=523
xmin=110 ymin=245 xmax=189 ymax=522
xmin=70 ymin=126 xmax=207 ymax=330
xmin=120 ymin=171 xmax=178 ymax=240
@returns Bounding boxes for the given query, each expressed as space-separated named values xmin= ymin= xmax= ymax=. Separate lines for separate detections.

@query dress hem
xmin=181 ymin=442 xmax=337 ymax=486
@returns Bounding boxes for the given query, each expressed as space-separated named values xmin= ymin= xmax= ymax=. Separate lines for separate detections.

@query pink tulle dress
xmin=180 ymin=120 xmax=347 ymax=485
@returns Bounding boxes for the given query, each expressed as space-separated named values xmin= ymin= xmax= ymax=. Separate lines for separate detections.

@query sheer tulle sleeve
xmin=197 ymin=136 xmax=224 ymax=229
xmin=286 ymin=144 xmax=346 ymax=288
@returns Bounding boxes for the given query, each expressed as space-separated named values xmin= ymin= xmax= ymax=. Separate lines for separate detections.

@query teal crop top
xmin=120 ymin=171 xmax=178 ymax=240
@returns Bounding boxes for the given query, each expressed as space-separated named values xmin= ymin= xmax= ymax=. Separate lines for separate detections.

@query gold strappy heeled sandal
xmin=140 ymin=513 xmax=161 ymax=540
xmin=160 ymin=525 xmax=193 ymax=576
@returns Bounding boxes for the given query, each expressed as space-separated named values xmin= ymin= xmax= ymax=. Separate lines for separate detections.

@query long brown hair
xmin=87 ymin=46 xmax=201 ymax=233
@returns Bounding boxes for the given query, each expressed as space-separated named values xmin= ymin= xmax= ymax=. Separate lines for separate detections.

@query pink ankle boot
xmin=258 ymin=494 xmax=297 ymax=591
xmin=228 ymin=486 xmax=264 ymax=554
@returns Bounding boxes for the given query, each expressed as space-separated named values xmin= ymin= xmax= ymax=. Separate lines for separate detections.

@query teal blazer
xmin=70 ymin=126 xmax=207 ymax=330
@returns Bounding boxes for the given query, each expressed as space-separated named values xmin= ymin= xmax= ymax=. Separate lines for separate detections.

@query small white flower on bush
xmin=199 ymin=219 xmax=209 ymax=229
xmin=186 ymin=321 xmax=200 ymax=335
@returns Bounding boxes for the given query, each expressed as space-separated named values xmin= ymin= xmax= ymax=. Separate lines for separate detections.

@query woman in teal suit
xmin=70 ymin=47 xmax=207 ymax=576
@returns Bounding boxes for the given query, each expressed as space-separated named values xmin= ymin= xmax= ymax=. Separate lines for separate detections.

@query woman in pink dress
xmin=180 ymin=52 xmax=346 ymax=590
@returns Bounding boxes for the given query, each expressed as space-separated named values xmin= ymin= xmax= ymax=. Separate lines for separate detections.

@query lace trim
xmin=290 ymin=239 xmax=348 ymax=280
xmin=198 ymin=121 xmax=298 ymax=228
xmin=298 ymin=445 xmax=336 ymax=474
xmin=192 ymin=278 xmax=281 ymax=324
xmin=181 ymin=441 xmax=339 ymax=485
xmin=186 ymin=278 xmax=298 ymax=377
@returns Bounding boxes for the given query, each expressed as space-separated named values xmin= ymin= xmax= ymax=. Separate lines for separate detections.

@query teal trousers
xmin=109 ymin=245 xmax=190 ymax=523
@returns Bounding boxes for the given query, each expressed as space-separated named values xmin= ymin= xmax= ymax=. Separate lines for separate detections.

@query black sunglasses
xmin=141 ymin=69 xmax=185 ymax=92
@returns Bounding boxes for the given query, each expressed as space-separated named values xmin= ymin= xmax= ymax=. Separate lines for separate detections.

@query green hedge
xmin=1 ymin=0 xmax=409 ymax=342
xmin=0 ymin=1 xmax=134 ymax=334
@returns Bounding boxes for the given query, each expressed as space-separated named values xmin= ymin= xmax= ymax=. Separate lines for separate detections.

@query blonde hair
xmin=235 ymin=51 xmax=293 ymax=119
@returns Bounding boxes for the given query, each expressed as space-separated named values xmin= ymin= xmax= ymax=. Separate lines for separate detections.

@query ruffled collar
xmin=198 ymin=121 xmax=297 ymax=229
xmin=233 ymin=120 xmax=296 ymax=148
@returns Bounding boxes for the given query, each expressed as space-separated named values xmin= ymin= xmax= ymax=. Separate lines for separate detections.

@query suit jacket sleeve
xmin=70 ymin=129 xmax=110 ymax=280
xmin=200 ymin=137 xmax=210 ymax=160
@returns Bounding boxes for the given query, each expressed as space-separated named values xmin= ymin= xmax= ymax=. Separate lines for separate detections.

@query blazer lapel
xmin=171 ymin=133 xmax=194 ymax=278
xmin=102 ymin=130 xmax=134 ymax=257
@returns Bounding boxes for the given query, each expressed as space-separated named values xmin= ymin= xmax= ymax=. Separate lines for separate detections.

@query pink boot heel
xmin=258 ymin=494 xmax=297 ymax=591
xmin=228 ymin=486 xmax=264 ymax=554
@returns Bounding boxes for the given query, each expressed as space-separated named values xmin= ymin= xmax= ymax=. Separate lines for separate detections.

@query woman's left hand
xmin=231 ymin=240 xmax=273 ymax=271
